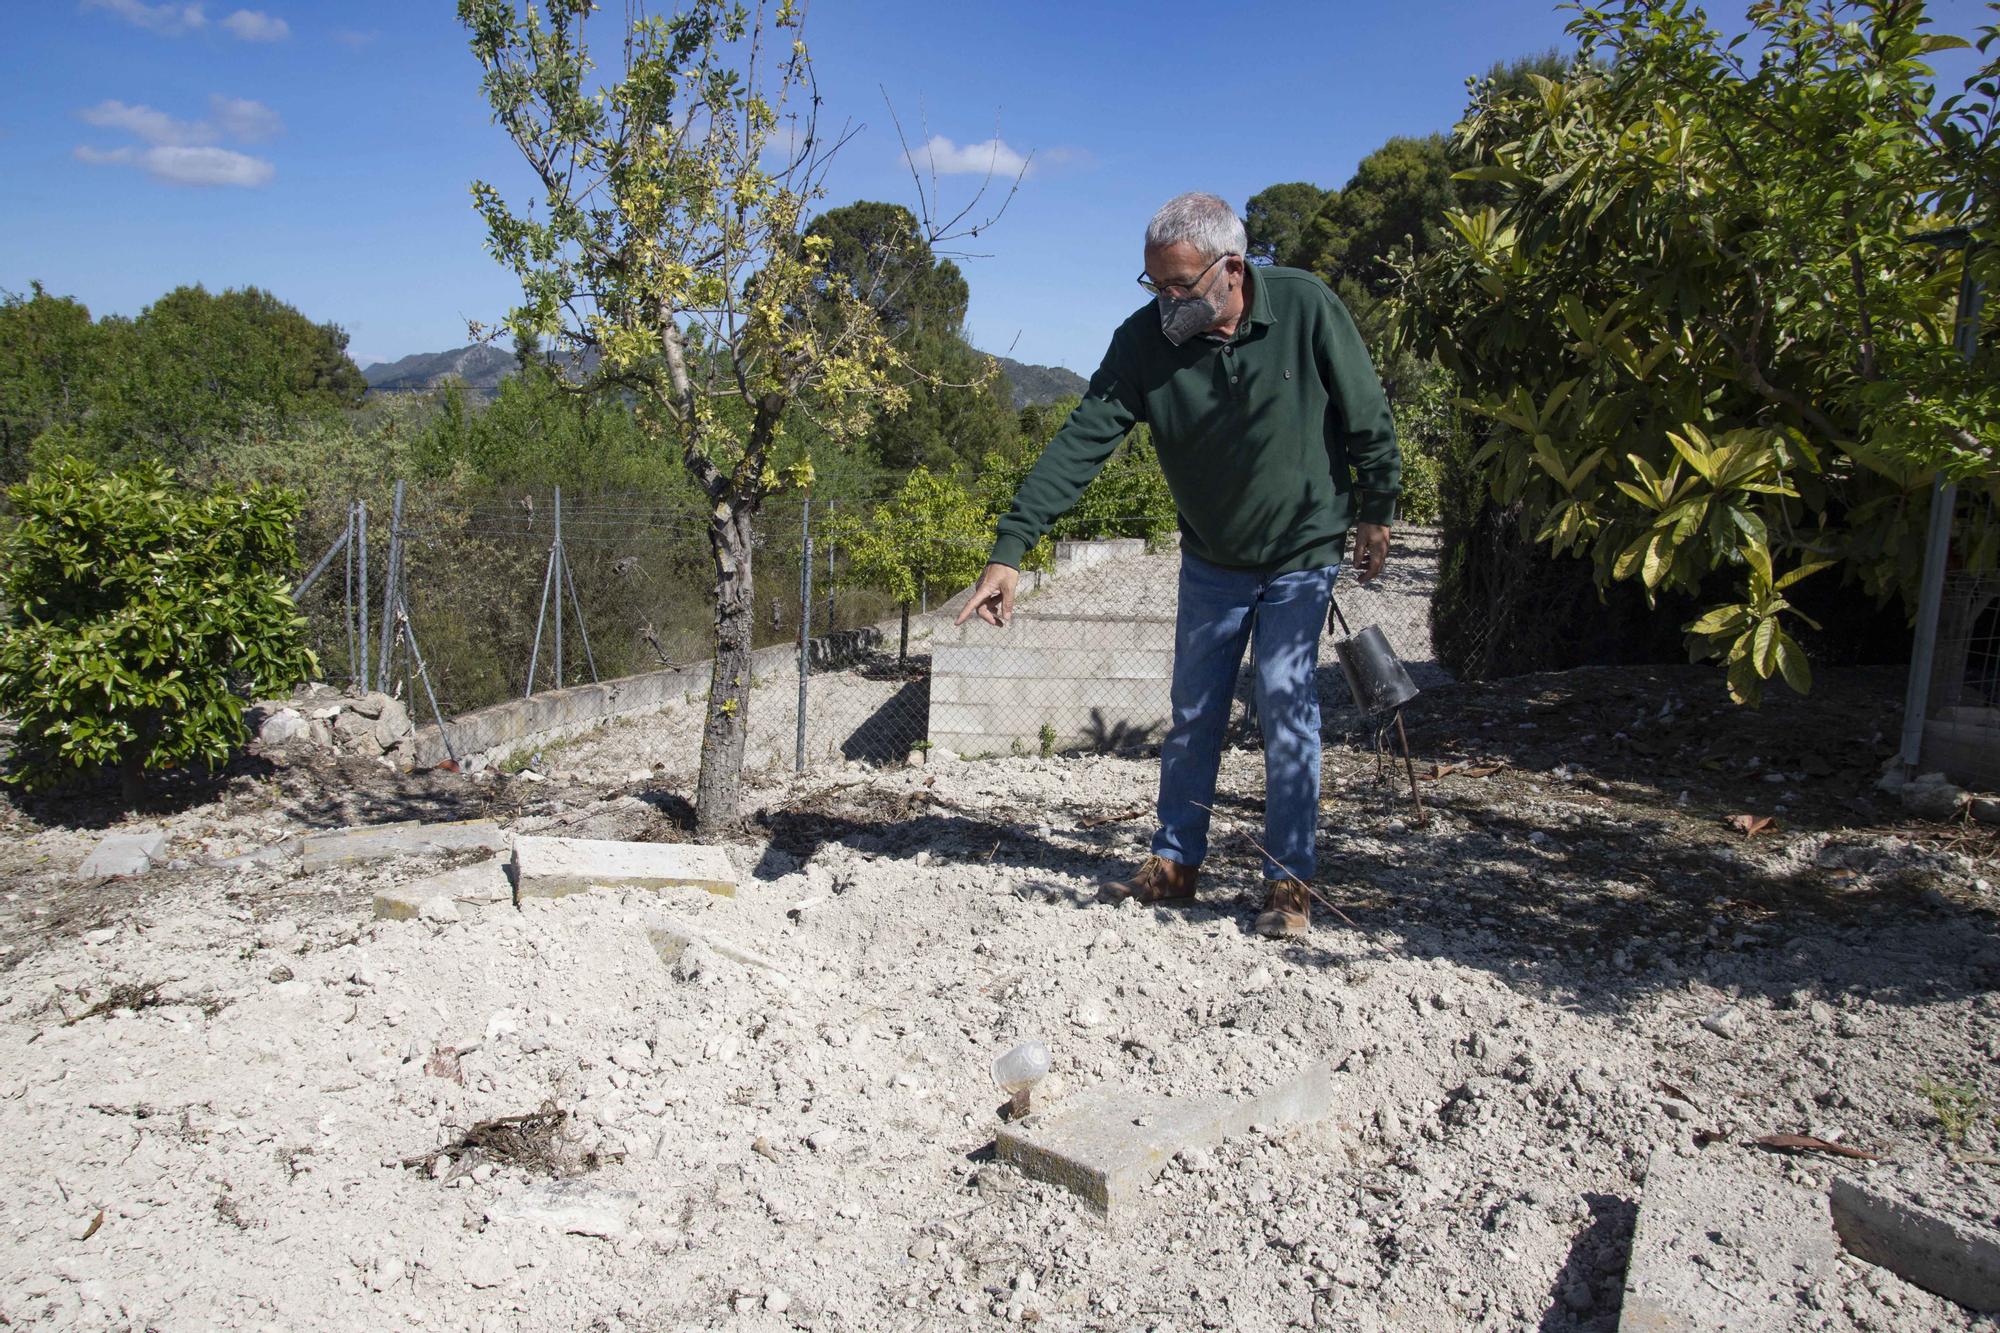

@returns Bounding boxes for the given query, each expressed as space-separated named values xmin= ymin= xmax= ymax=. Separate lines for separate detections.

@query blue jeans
xmin=1152 ymin=549 xmax=1338 ymax=883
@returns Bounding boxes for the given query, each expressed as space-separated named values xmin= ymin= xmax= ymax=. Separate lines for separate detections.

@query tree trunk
xmin=694 ymin=502 xmax=756 ymax=835
xmin=899 ymin=602 xmax=911 ymax=663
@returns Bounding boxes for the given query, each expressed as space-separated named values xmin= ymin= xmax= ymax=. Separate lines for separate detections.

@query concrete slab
xmin=300 ymin=819 xmax=503 ymax=872
xmin=513 ymin=836 xmax=736 ymax=900
xmin=1832 ymin=1173 xmax=2000 ymax=1313
xmin=1618 ymin=1147 xmax=1837 ymax=1332
xmin=77 ymin=831 xmax=169 ymax=878
xmin=375 ymin=859 xmax=516 ymax=921
xmin=993 ymin=1060 xmax=1332 ymax=1218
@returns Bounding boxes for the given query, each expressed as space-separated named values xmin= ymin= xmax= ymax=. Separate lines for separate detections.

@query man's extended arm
xmin=1314 ymin=287 xmax=1399 ymax=581
xmin=987 ymin=358 xmax=1140 ymax=570
xmin=962 ymin=355 xmax=1140 ymax=626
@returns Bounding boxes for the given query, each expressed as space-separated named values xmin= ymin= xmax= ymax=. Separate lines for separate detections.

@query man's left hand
xmin=1353 ymin=523 xmax=1392 ymax=583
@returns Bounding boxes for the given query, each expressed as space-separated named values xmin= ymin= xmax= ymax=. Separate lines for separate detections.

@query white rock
xmin=462 ymin=1248 xmax=512 ymax=1289
xmin=611 ymin=1040 xmax=652 ymax=1073
xmin=1701 ymin=1006 xmax=1746 ymax=1040
xmin=1243 ymin=966 xmax=1273 ymax=994
xmin=765 ymin=1288 xmax=791 ymax=1314
xmin=484 ymin=1183 xmax=638 ymax=1239
xmin=259 ymin=707 xmax=309 ymax=746
xmin=418 ymin=896 xmax=462 ymax=924
xmin=1089 ymin=929 xmax=1121 ymax=953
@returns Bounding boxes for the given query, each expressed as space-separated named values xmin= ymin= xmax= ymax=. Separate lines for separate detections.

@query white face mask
xmin=1157 ymin=261 xmax=1232 ymax=346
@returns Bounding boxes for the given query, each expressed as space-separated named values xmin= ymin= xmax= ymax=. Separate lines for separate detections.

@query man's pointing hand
xmin=955 ymin=563 xmax=1019 ymax=628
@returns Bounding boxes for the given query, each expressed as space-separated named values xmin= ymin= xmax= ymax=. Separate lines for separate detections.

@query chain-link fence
xmin=1912 ymin=569 xmax=2000 ymax=791
xmin=286 ymin=485 xmax=1453 ymax=778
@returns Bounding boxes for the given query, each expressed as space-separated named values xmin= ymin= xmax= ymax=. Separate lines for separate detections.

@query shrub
xmin=0 ymin=457 xmax=316 ymax=790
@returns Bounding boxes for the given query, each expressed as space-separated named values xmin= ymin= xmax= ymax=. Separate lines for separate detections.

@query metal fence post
xmin=1899 ymin=221 xmax=1985 ymax=772
xmin=797 ymin=495 xmax=812 ymax=773
xmin=553 ymin=485 xmax=564 ymax=690
xmin=376 ymin=480 xmax=405 ymax=693
xmin=357 ymin=499 xmax=370 ymax=692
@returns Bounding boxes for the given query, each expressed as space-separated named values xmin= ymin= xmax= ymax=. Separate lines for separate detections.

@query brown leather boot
xmin=1099 ymin=855 xmax=1199 ymax=905
xmin=1254 ymin=878 xmax=1310 ymax=938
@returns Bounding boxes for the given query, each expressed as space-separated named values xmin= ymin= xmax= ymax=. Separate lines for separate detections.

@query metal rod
xmin=376 ymin=480 xmax=405 ymax=692
xmin=559 ymin=538 xmax=598 ymax=683
xmin=1899 ymin=228 xmax=1985 ymax=771
xmin=553 ymin=486 xmax=564 ymax=690
xmin=357 ymin=499 xmax=370 ymax=692
xmin=525 ymin=541 xmax=558 ymax=698
xmin=398 ymin=599 xmax=456 ymax=766
xmin=796 ymin=494 xmax=811 ymax=773
xmin=1395 ymin=708 xmax=1428 ymax=825
xmin=293 ymin=523 xmax=351 ymax=600
xmin=344 ymin=504 xmax=358 ymax=689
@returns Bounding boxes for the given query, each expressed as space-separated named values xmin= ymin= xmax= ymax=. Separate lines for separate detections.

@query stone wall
xmin=927 ymin=611 xmax=1175 ymax=758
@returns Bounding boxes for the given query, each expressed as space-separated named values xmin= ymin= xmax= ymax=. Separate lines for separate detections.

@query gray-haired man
xmin=957 ymin=192 xmax=1401 ymax=937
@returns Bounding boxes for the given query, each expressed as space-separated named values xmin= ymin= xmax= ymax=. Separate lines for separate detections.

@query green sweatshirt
xmin=990 ymin=265 xmax=1400 ymax=575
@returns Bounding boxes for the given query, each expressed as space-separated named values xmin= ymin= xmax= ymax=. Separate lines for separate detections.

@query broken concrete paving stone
xmin=76 ymin=831 xmax=169 ymax=879
xmin=513 ymin=836 xmax=737 ymax=900
xmin=373 ymin=859 xmax=514 ymax=922
xmin=1831 ymin=1172 xmax=2000 ymax=1313
xmin=301 ymin=819 xmax=502 ymax=872
xmin=994 ymin=1060 xmax=1332 ymax=1217
xmin=1620 ymin=1146 xmax=1836 ymax=1331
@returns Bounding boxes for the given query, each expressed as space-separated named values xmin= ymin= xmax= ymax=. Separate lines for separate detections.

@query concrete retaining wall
xmin=928 ymin=611 xmax=1175 ymax=758
xmin=412 ymin=623 xmax=884 ymax=767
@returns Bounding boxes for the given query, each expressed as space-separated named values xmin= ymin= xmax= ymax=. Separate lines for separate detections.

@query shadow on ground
xmin=747 ymin=663 xmax=2000 ymax=1023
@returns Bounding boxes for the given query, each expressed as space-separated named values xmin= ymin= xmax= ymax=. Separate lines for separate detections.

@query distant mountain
xmin=992 ymin=355 xmax=1086 ymax=409
xmin=363 ymin=344 xmax=1087 ymax=408
xmin=361 ymin=344 xmax=518 ymax=395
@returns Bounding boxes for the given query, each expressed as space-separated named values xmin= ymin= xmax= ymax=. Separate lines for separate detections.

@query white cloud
xmin=74 ymin=94 xmax=279 ymax=188
xmin=76 ymin=95 xmax=280 ymax=146
xmin=220 ymin=8 xmax=287 ymax=41
xmin=79 ymin=98 xmax=212 ymax=146
xmin=209 ymin=95 xmax=282 ymax=141
xmin=82 ymin=0 xmax=207 ymax=35
xmin=908 ymin=135 xmax=1033 ymax=179
xmin=76 ymin=143 xmax=274 ymax=187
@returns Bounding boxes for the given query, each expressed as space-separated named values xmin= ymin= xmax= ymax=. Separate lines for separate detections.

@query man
xmin=956 ymin=192 xmax=1400 ymax=939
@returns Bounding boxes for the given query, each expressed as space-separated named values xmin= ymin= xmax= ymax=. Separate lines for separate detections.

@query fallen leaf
xmin=1655 ymin=1080 xmax=1699 ymax=1107
xmin=78 ymin=1209 xmax=103 ymax=1242
xmin=1753 ymin=1133 xmax=1880 ymax=1161
xmin=1727 ymin=813 xmax=1777 ymax=838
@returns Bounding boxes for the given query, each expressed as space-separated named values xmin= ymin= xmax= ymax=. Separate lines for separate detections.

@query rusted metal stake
xmin=1008 ymin=1088 xmax=1031 ymax=1119
xmin=1395 ymin=708 xmax=1428 ymax=826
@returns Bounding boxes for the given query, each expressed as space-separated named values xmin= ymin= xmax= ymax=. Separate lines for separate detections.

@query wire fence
xmin=286 ymin=476 xmax=1995 ymax=799
xmin=287 ymin=486 xmax=1453 ymax=779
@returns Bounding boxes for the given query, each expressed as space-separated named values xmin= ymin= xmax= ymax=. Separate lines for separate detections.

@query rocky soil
xmin=1 ymin=655 xmax=1997 ymax=1330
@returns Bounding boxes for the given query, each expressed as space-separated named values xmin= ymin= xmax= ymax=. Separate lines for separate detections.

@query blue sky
xmin=2 ymin=0 xmax=1994 ymax=374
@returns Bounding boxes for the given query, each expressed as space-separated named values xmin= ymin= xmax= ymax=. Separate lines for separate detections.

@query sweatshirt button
xmin=1230 ymin=375 xmax=1239 ymax=383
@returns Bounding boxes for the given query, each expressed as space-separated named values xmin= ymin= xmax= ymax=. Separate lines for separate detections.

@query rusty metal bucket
xmin=1329 ymin=603 xmax=1419 ymax=716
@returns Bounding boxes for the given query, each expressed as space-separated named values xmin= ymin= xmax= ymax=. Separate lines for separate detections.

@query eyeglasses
xmin=1136 ymin=252 xmax=1231 ymax=298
